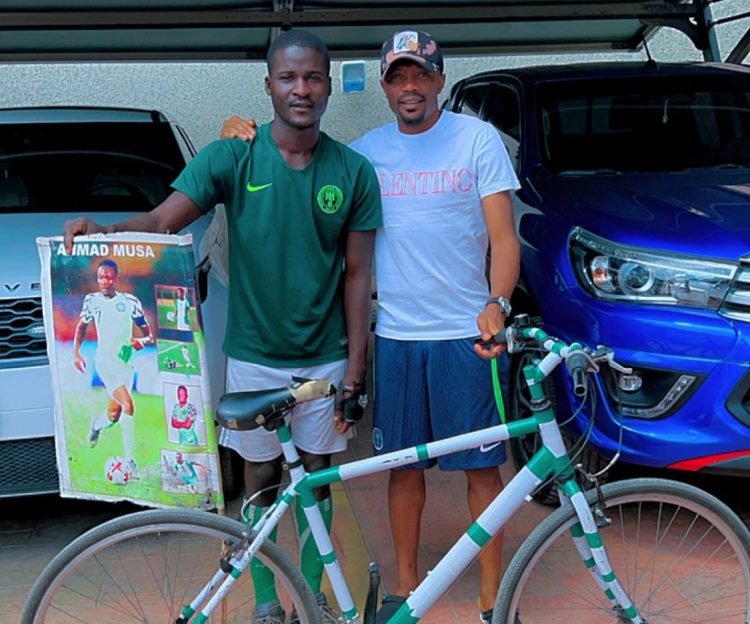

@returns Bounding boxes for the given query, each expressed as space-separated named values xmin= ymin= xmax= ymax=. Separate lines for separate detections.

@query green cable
xmin=491 ymin=357 xmax=507 ymax=424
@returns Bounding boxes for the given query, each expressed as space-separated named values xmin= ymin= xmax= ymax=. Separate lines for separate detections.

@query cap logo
xmin=393 ymin=31 xmax=419 ymax=54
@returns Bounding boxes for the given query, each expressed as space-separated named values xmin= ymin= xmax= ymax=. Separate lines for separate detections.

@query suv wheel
xmin=508 ymin=351 xmax=608 ymax=506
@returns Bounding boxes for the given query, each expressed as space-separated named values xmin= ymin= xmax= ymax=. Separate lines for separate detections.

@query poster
xmin=37 ymin=233 xmax=224 ymax=510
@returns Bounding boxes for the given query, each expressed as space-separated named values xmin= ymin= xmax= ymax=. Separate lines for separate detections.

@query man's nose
xmin=292 ymin=78 xmax=311 ymax=96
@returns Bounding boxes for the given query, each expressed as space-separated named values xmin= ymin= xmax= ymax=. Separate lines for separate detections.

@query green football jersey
xmin=172 ymin=124 xmax=382 ymax=367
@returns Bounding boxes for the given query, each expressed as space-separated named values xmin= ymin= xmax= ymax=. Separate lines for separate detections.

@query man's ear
xmin=437 ymin=73 xmax=447 ymax=94
xmin=264 ymin=76 xmax=271 ymax=95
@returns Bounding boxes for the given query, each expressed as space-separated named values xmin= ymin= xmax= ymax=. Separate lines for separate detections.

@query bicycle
xmin=22 ymin=314 xmax=750 ymax=623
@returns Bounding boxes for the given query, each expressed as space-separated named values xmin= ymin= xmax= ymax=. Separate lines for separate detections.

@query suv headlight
xmin=570 ymin=227 xmax=736 ymax=308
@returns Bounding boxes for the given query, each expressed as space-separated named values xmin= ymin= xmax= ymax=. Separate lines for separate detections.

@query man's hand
xmin=131 ymin=336 xmax=153 ymax=351
xmin=333 ymin=379 xmax=368 ymax=433
xmin=73 ymin=353 xmax=86 ymax=373
xmin=63 ymin=217 xmax=107 ymax=254
xmin=220 ymin=116 xmax=258 ymax=141
xmin=474 ymin=304 xmax=507 ymax=360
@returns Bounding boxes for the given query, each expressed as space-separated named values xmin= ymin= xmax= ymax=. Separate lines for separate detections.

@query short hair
xmin=97 ymin=259 xmax=118 ymax=275
xmin=266 ymin=29 xmax=330 ymax=74
xmin=177 ymin=385 xmax=188 ymax=394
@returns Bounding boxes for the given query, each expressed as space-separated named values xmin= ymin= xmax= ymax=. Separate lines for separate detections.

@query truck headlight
xmin=570 ymin=227 xmax=736 ymax=308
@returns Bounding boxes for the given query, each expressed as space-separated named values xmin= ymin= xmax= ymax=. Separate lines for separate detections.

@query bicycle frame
xmin=184 ymin=327 xmax=644 ymax=624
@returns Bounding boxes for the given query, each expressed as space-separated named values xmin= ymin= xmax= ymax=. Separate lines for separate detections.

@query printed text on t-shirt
xmin=378 ymin=168 xmax=475 ymax=196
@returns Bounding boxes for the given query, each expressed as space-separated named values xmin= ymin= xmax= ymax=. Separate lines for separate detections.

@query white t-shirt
xmin=80 ymin=291 xmax=145 ymax=360
xmin=350 ymin=111 xmax=520 ymax=340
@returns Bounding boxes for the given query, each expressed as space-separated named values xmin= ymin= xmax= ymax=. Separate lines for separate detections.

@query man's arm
xmin=171 ymin=407 xmax=193 ymax=429
xmin=335 ymin=229 xmax=376 ymax=433
xmin=72 ymin=318 xmax=90 ymax=373
xmin=475 ymin=190 xmax=520 ymax=359
xmin=63 ymin=191 xmax=203 ymax=254
xmin=132 ymin=298 xmax=155 ymax=350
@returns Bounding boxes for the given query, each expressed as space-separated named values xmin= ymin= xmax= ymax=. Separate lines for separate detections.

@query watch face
xmin=487 ymin=297 xmax=511 ymax=315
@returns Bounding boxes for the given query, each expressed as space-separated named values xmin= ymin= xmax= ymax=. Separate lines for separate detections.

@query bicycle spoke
xmin=497 ymin=480 xmax=750 ymax=624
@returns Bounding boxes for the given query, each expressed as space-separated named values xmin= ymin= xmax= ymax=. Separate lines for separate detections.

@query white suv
xmin=0 ymin=106 xmax=231 ymax=497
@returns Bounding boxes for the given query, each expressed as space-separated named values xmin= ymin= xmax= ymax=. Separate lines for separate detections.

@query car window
xmin=537 ymin=74 xmax=750 ymax=173
xmin=0 ymin=121 xmax=185 ymax=213
xmin=452 ymin=82 xmax=521 ymax=171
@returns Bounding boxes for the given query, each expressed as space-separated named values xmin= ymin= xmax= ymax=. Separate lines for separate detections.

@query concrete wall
xmin=1 ymin=1 xmax=748 ymax=150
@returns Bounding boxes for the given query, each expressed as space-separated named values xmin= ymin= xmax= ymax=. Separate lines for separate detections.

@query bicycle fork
xmin=558 ymin=480 xmax=646 ymax=624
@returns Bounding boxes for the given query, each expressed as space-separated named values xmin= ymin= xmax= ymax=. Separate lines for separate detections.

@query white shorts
xmin=95 ymin=355 xmax=134 ymax=399
xmin=219 ymin=357 xmax=351 ymax=462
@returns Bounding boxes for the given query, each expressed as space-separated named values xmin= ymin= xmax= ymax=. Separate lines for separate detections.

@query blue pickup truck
xmin=448 ymin=61 xmax=750 ymax=499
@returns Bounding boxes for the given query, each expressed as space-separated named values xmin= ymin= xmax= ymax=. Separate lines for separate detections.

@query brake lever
xmin=589 ymin=346 xmax=631 ymax=373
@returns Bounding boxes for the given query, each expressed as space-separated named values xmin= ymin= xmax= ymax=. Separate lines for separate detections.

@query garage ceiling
xmin=0 ymin=1 xmax=728 ymax=62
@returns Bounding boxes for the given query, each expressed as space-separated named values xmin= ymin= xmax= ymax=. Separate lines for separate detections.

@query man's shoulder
xmin=322 ymin=132 xmax=379 ymax=176
xmin=350 ymin=122 xmax=394 ymax=153
xmin=443 ymin=110 xmax=494 ymax=134
xmin=323 ymin=132 xmax=369 ymax=161
xmin=199 ymin=137 xmax=251 ymax=159
xmin=119 ymin=291 xmax=144 ymax=308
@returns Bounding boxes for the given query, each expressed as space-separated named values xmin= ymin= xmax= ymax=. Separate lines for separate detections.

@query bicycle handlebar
xmin=479 ymin=313 xmax=632 ymax=384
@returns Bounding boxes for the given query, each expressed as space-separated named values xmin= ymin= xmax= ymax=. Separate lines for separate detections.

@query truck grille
xmin=722 ymin=260 xmax=750 ymax=323
xmin=0 ymin=297 xmax=47 ymax=361
xmin=0 ymin=437 xmax=59 ymax=497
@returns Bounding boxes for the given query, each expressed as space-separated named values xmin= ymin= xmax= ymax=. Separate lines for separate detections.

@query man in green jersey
xmin=170 ymin=385 xmax=199 ymax=446
xmin=63 ymin=29 xmax=382 ymax=624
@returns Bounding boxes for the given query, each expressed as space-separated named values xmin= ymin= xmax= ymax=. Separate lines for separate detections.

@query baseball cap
xmin=380 ymin=29 xmax=444 ymax=78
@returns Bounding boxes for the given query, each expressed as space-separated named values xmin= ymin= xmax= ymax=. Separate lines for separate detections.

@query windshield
xmin=537 ymin=72 xmax=750 ymax=173
xmin=0 ymin=121 xmax=185 ymax=213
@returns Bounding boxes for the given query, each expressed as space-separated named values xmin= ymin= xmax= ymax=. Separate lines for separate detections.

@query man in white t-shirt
xmin=73 ymin=259 xmax=154 ymax=479
xmin=219 ymin=30 xmax=520 ymax=623
xmin=351 ymin=31 xmax=520 ymax=624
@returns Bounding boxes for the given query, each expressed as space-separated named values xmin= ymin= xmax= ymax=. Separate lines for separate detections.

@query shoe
xmin=252 ymin=599 xmax=285 ymax=624
xmin=127 ymin=458 xmax=141 ymax=480
xmin=290 ymin=592 xmax=341 ymax=623
xmin=374 ymin=594 xmax=407 ymax=624
xmin=88 ymin=423 xmax=101 ymax=448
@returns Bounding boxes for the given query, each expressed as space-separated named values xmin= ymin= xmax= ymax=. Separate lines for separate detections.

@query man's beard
xmin=400 ymin=111 xmax=425 ymax=127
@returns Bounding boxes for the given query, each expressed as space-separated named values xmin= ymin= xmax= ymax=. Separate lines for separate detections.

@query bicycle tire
xmin=494 ymin=478 xmax=750 ymax=624
xmin=21 ymin=508 xmax=321 ymax=624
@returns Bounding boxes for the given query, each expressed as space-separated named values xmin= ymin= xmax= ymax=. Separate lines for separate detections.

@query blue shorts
xmin=373 ymin=336 xmax=507 ymax=471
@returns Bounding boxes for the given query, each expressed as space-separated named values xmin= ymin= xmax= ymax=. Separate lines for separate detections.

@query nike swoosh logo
xmin=247 ymin=181 xmax=273 ymax=192
xmin=480 ymin=441 xmax=503 ymax=453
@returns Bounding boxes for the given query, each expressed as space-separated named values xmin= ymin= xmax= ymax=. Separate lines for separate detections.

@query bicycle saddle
xmin=216 ymin=377 xmax=335 ymax=432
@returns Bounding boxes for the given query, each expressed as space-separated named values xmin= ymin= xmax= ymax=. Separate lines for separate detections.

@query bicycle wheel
xmin=21 ymin=508 xmax=321 ymax=624
xmin=495 ymin=478 xmax=750 ymax=624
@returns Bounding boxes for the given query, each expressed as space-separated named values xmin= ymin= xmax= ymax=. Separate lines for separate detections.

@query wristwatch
xmin=485 ymin=296 xmax=512 ymax=317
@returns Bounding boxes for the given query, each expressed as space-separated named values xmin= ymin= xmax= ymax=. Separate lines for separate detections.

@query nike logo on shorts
xmin=480 ymin=441 xmax=502 ymax=453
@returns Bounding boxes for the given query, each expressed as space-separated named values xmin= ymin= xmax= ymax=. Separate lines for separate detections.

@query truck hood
xmin=539 ymin=171 xmax=750 ymax=260
xmin=0 ymin=212 xmax=207 ymax=299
